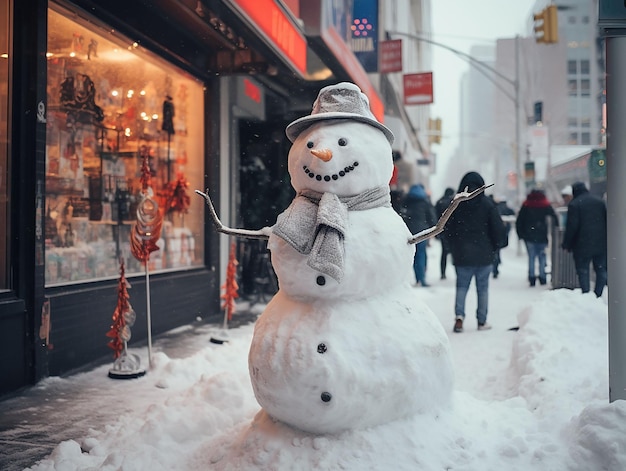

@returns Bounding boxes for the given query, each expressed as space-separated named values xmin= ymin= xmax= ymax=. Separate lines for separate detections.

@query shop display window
xmin=0 ymin=0 xmax=9 ymax=291
xmin=45 ymin=5 xmax=205 ymax=286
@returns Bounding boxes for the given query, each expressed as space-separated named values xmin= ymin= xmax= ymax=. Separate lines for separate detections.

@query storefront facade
xmin=1 ymin=0 xmax=384 ymax=396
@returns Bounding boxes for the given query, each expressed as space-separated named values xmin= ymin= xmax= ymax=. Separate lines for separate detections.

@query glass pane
xmin=567 ymin=60 xmax=577 ymax=75
xmin=580 ymin=60 xmax=590 ymax=75
xmin=0 ymin=0 xmax=9 ymax=291
xmin=45 ymin=6 xmax=205 ymax=286
xmin=580 ymin=79 xmax=590 ymax=97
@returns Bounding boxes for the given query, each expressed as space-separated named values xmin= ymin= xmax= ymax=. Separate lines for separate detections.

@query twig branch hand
xmin=408 ymin=184 xmax=493 ymax=245
xmin=195 ymin=189 xmax=271 ymax=240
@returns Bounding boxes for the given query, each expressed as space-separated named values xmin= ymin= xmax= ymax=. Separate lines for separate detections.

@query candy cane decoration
xmin=130 ymin=149 xmax=162 ymax=368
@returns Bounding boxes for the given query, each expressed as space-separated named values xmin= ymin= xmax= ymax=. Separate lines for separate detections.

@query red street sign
xmin=403 ymin=72 xmax=434 ymax=105
xmin=379 ymin=39 xmax=402 ymax=73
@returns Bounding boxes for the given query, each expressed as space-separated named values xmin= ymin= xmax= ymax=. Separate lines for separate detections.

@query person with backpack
xmin=444 ymin=172 xmax=508 ymax=333
xmin=435 ymin=187 xmax=455 ymax=279
xmin=401 ymin=184 xmax=437 ymax=287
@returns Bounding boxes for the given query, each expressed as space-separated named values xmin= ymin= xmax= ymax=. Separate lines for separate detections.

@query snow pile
xmin=25 ymin=289 xmax=625 ymax=471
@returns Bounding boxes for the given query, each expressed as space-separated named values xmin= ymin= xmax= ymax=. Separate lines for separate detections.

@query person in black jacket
xmin=401 ymin=184 xmax=437 ymax=287
xmin=492 ymin=197 xmax=515 ymax=279
xmin=435 ymin=188 xmax=455 ymax=279
xmin=561 ymin=181 xmax=607 ymax=297
xmin=516 ymin=189 xmax=558 ymax=286
xmin=444 ymin=172 xmax=508 ymax=333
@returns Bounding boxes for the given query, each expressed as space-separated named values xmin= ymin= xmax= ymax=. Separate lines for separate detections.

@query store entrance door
xmin=237 ymin=120 xmax=292 ymax=299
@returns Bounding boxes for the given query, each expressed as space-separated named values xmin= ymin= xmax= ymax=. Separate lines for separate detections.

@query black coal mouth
xmin=302 ymin=161 xmax=359 ymax=182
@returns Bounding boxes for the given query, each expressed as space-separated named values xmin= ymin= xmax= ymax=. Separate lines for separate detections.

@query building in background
xmin=436 ymin=0 xmax=604 ymax=207
xmin=376 ymin=0 xmax=435 ymax=193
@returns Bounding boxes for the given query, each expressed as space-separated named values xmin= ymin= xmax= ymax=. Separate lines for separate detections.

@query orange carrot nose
xmin=310 ymin=148 xmax=333 ymax=162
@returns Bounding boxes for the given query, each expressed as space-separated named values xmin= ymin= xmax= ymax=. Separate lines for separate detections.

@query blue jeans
xmin=525 ymin=241 xmax=547 ymax=280
xmin=575 ymin=253 xmax=608 ymax=297
xmin=413 ymin=241 xmax=428 ymax=285
xmin=455 ymin=265 xmax=492 ymax=325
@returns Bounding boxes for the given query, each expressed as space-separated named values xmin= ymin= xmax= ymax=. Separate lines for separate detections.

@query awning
xmin=223 ymin=0 xmax=309 ymax=79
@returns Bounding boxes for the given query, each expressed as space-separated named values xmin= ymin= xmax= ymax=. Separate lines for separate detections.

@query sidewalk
xmin=0 ymin=302 xmax=264 ymax=471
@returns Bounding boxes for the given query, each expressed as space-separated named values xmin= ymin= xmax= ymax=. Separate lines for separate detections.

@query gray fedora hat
xmin=286 ymin=82 xmax=394 ymax=144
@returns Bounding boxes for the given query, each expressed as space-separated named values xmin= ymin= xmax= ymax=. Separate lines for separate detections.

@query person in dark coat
xmin=516 ymin=189 xmax=558 ymax=286
xmin=561 ymin=181 xmax=607 ymax=297
xmin=401 ymin=184 xmax=437 ymax=287
xmin=444 ymin=171 xmax=508 ymax=333
xmin=435 ymin=187 xmax=455 ymax=279
xmin=492 ymin=197 xmax=515 ymax=278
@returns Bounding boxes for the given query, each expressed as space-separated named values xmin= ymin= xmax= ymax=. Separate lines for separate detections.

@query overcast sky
xmin=429 ymin=0 xmax=537 ymax=190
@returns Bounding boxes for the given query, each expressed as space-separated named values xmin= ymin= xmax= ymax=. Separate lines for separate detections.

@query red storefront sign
xmin=379 ymin=39 xmax=402 ymax=73
xmin=403 ymin=72 xmax=433 ymax=105
xmin=229 ymin=0 xmax=308 ymax=77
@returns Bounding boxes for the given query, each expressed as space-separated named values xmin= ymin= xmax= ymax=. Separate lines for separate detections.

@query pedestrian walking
xmin=492 ymin=196 xmax=515 ymax=278
xmin=444 ymin=172 xmax=508 ymax=333
xmin=401 ymin=183 xmax=437 ymax=287
xmin=435 ymin=187 xmax=455 ymax=279
xmin=561 ymin=185 xmax=573 ymax=205
xmin=561 ymin=181 xmax=607 ymax=297
xmin=515 ymin=189 xmax=558 ymax=286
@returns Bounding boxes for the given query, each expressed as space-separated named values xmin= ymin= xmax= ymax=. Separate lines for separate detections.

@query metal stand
xmin=108 ymin=342 xmax=146 ymax=379
xmin=145 ymin=263 xmax=153 ymax=369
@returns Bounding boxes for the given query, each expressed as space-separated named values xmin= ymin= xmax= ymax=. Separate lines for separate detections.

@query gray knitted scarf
xmin=273 ymin=186 xmax=391 ymax=283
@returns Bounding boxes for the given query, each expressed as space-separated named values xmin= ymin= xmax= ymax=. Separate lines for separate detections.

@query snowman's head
xmin=285 ymin=83 xmax=395 ymax=196
xmin=288 ymin=120 xmax=393 ymax=196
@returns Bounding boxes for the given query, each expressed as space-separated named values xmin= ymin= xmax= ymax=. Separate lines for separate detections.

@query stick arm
xmin=408 ymin=184 xmax=493 ymax=245
xmin=195 ymin=189 xmax=271 ymax=240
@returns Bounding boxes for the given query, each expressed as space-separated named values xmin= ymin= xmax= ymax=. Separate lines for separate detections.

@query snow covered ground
xmin=1 ymin=238 xmax=624 ymax=471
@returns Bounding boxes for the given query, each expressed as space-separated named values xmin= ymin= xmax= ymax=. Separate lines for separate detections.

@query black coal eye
xmin=307 ymin=141 xmax=314 ymax=149
xmin=338 ymin=138 xmax=348 ymax=146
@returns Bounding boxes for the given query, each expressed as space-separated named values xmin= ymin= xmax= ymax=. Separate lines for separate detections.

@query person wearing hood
xmin=561 ymin=185 xmax=573 ymax=205
xmin=516 ymin=189 xmax=559 ymax=286
xmin=401 ymin=184 xmax=437 ymax=287
xmin=435 ymin=187 xmax=455 ymax=279
xmin=562 ymin=181 xmax=607 ymax=297
xmin=444 ymin=172 xmax=508 ymax=333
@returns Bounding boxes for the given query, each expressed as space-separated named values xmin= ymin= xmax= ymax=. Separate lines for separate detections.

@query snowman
xmin=197 ymin=82 xmax=485 ymax=434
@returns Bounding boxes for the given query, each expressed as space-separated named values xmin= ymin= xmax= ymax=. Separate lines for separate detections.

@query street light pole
xmin=514 ymin=35 xmax=523 ymax=207
xmin=388 ymin=31 xmax=523 ymax=204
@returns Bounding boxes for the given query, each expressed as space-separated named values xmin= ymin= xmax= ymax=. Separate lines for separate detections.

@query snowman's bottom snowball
xmin=248 ymin=288 xmax=454 ymax=434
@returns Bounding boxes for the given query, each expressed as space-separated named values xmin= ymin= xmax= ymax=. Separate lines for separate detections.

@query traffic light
xmin=428 ymin=118 xmax=442 ymax=144
xmin=534 ymin=5 xmax=559 ymax=44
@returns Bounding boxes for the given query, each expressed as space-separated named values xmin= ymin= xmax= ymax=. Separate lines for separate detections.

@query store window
xmin=0 ymin=0 xmax=10 ymax=292
xmin=580 ymin=60 xmax=590 ymax=75
xmin=567 ymin=60 xmax=577 ymax=75
xmin=45 ymin=6 xmax=205 ymax=286
xmin=580 ymin=79 xmax=590 ymax=97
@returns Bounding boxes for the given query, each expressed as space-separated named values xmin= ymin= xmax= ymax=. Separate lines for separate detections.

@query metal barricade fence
xmin=550 ymin=207 xmax=580 ymax=290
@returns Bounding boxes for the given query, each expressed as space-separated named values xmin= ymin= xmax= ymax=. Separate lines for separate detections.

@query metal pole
xmin=145 ymin=262 xmax=153 ymax=369
xmin=606 ymin=35 xmax=626 ymax=402
xmin=514 ymin=35 xmax=523 ymax=208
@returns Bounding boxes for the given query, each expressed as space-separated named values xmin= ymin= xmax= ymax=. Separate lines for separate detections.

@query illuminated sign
xmin=323 ymin=26 xmax=384 ymax=121
xmin=235 ymin=77 xmax=265 ymax=120
xmin=244 ymin=78 xmax=261 ymax=103
xmin=351 ymin=0 xmax=379 ymax=72
xmin=229 ymin=0 xmax=308 ymax=77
